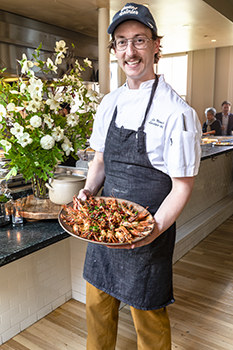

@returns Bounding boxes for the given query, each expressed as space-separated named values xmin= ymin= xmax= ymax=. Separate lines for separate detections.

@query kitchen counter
xmin=174 ymin=136 xmax=233 ymax=262
xmin=0 ymin=183 xmax=69 ymax=267
xmin=0 ymin=219 xmax=69 ymax=267
xmin=201 ymin=138 xmax=233 ymax=160
xmin=0 ymin=165 xmax=88 ymax=267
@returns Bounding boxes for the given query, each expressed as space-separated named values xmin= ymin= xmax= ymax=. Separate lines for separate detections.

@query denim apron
xmin=83 ymin=77 xmax=176 ymax=310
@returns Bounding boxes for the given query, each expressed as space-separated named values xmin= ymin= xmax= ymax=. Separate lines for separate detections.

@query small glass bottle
xmin=0 ymin=181 xmax=12 ymax=226
xmin=12 ymin=199 xmax=24 ymax=227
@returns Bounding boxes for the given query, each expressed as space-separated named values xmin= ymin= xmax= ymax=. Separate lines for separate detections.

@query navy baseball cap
xmin=107 ymin=3 xmax=157 ymax=35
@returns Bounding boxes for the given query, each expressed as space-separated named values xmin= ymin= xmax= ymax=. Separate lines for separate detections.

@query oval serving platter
xmin=58 ymin=196 xmax=155 ymax=246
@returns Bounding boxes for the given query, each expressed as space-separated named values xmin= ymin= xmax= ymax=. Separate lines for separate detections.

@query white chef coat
xmin=90 ymin=75 xmax=202 ymax=177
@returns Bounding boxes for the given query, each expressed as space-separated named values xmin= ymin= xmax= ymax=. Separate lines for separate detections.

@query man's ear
xmin=154 ymin=38 xmax=160 ymax=54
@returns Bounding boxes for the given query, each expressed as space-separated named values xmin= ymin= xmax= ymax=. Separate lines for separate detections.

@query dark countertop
xmin=0 ymin=219 xmax=69 ymax=267
xmin=1 ymin=142 xmax=233 ymax=268
xmin=201 ymin=142 xmax=233 ymax=160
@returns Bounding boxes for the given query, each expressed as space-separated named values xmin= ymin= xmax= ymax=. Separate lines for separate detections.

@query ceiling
xmin=0 ymin=0 xmax=233 ymax=55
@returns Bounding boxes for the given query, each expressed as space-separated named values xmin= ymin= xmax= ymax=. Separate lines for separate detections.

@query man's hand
xmin=77 ymin=151 xmax=105 ymax=200
xmin=78 ymin=189 xmax=92 ymax=201
xmin=108 ymin=176 xmax=195 ymax=250
xmin=107 ymin=224 xmax=159 ymax=250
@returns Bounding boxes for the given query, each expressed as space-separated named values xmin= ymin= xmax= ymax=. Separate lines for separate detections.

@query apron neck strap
xmin=138 ymin=75 xmax=158 ymax=131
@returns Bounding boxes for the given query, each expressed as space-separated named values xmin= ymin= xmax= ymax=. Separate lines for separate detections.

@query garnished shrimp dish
xmin=59 ymin=196 xmax=155 ymax=244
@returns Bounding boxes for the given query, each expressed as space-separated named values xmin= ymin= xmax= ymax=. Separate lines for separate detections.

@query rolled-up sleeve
xmin=164 ymin=109 xmax=202 ymax=177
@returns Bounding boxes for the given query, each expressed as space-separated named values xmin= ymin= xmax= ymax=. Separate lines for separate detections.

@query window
xmin=110 ymin=53 xmax=188 ymax=99
xmin=156 ymin=54 xmax=188 ymax=100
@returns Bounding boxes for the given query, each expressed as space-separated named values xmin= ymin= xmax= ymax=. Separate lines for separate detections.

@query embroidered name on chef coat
xmin=149 ymin=118 xmax=164 ymax=128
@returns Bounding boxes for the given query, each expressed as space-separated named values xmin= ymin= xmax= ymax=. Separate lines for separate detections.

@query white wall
xmin=188 ymin=45 xmax=233 ymax=124
xmin=214 ymin=46 xmax=233 ymax=111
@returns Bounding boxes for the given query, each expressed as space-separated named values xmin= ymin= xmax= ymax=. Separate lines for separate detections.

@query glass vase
xmin=31 ymin=175 xmax=48 ymax=199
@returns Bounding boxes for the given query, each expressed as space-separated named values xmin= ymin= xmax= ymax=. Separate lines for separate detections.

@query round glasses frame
xmin=114 ymin=37 xmax=152 ymax=51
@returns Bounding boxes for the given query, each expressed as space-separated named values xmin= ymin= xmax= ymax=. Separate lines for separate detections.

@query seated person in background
xmin=215 ymin=101 xmax=233 ymax=136
xmin=202 ymin=107 xmax=222 ymax=136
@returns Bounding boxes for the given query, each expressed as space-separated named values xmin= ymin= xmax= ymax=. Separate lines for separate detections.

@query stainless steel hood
xmin=0 ymin=10 xmax=98 ymax=81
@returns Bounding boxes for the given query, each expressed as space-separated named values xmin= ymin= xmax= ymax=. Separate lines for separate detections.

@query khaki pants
xmin=86 ymin=282 xmax=171 ymax=350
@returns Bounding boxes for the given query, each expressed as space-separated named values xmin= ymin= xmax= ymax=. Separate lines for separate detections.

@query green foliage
xmin=0 ymin=194 xmax=9 ymax=203
xmin=0 ymin=41 xmax=102 ymax=182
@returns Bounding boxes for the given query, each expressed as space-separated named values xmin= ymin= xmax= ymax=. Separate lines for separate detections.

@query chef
xmin=78 ymin=3 xmax=202 ymax=349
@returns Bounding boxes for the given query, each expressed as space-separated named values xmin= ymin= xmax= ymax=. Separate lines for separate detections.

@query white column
xmin=98 ymin=7 xmax=110 ymax=95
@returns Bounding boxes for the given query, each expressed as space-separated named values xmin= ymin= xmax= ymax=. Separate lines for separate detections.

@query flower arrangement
xmin=0 ymin=40 xmax=102 ymax=197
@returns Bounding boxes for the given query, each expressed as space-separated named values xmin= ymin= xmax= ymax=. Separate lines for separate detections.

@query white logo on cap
xmin=120 ymin=5 xmax=139 ymax=16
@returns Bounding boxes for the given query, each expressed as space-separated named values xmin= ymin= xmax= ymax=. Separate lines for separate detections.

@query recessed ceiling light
xmin=211 ymin=39 xmax=217 ymax=42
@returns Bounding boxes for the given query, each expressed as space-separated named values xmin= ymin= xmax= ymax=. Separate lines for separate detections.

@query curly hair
xmin=108 ymin=30 xmax=163 ymax=64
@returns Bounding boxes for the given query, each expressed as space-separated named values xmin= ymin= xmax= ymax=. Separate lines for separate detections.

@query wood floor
xmin=1 ymin=215 xmax=233 ymax=350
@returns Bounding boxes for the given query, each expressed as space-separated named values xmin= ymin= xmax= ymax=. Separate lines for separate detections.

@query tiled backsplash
xmin=70 ymin=239 xmax=88 ymax=304
xmin=0 ymin=240 xmax=71 ymax=345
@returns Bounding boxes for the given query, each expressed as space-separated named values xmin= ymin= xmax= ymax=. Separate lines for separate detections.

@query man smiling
xmin=113 ymin=20 xmax=159 ymax=87
xmin=78 ymin=3 xmax=202 ymax=349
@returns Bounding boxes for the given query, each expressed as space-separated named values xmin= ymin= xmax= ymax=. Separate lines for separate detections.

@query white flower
xmin=40 ymin=135 xmax=55 ymax=150
xmin=75 ymin=60 xmax=82 ymax=71
xmin=46 ymin=92 xmax=62 ymax=110
xmin=20 ymin=53 xmax=34 ymax=74
xmin=26 ymin=100 xmax=41 ymax=113
xmin=0 ymin=105 xmax=6 ymax=121
xmin=7 ymin=103 xmax=24 ymax=113
xmin=55 ymin=52 xmax=65 ymax=65
xmin=0 ymin=139 xmax=11 ymax=152
xmin=17 ymin=132 xmax=33 ymax=147
xmin=86 ymin=89 xmax=104 ymax=103
xmin=46 ymin=58 xmax=58 ymax=73
xmin=28 ymin=77 xmax=43 ymax=97
xmin=66 ymin=113 xmax=79 ymax=127
xmin=61 ymin=137 xmax=74 ymax=156
xmin=22 ymin=101 xmax=29 ymax=109
xmin=30 ymin=115 xmax=42 ymax=128
xmin=10 ymin=90 xmax=20 ymax=94
xmin=69 ymin=75 xmax=80 ymax=84
xmin=43 ymin=114 xmax=54 ymax=129
xmin=20 ymin=83 xmax=27 ymax=94
xmin=10 ymin=122 xmax=24 ymax=138
xmin=52 ymin=126 xmax=64 ymax=142
xmin=84 ymin=58 xmax=92 ymax=68
xmin=55 ymin=40 xmax=68 ymax=54
xmin=31 ymin=95 xmax=42 ymax=104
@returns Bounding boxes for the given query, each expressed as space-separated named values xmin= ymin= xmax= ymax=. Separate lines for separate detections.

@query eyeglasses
xmin=114 ymin=36 xmax=152 ymax=51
